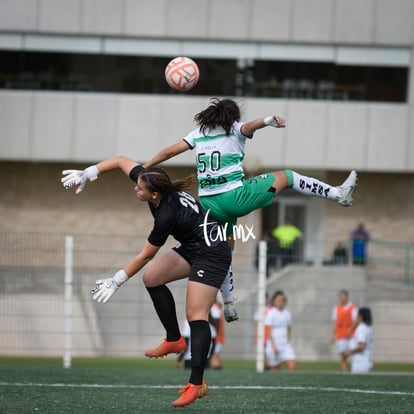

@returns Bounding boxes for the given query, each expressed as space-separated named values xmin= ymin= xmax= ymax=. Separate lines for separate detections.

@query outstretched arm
xmin=144 ymin=140 xmax=191 ymax=169
xmin=95 ymin=155 xmax=138 ymax=176
xmin=344 ymin=341 xmax=366 ymax=357
xmin=124 ymin=241 xmax=160 ymax=276
xmin=241 ymin=115 xmax=286 ymax=137
xmin=61 ymin=156 xmax=139 ymax=194
xmin=92 ymin=241 xmax=160 ymax=304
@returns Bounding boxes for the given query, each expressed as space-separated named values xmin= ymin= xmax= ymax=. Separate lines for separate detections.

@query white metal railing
xmin=0 ymin=232 xmax=413 ymax=364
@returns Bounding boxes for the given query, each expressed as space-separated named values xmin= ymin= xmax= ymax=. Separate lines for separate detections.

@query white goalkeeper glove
xmin=264 ymin=115 xmax=286 ymax=128
xmin=61 ymin=165 xmax=99 ymax=194
xmin=91 ymin=269 xmax=129 ymax=304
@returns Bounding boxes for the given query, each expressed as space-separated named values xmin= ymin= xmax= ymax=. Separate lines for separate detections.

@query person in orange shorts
xmin=331 ymin=290 xmax=358 ymax=371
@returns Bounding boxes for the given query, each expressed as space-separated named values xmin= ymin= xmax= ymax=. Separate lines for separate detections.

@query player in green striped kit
xmin=145 ymin=98 xmax=357 ymax=322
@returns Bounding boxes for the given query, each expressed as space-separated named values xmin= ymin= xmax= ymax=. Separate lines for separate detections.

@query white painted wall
xmin=0 ymin=1 xmax=413 ymax=170
xmin=0 ymin=0 xmax=414 ymax=46
xmin=0 ymin=91 xmax=412 ymax=172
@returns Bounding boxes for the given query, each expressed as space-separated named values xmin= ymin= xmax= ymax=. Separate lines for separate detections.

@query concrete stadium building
xmin=0 ymin=0 xmax=413 ymax=362
xmin=1 ymin=0 xmax=413 ymax=245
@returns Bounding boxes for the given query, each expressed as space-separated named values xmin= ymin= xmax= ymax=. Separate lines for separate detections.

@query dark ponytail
xmin=194 ymin=98 xmax=241 ymax=136
xmin=358 ymin=307 xmax=373 ymax=326
xmin=139 ymin=167 xmax=195 ymax=194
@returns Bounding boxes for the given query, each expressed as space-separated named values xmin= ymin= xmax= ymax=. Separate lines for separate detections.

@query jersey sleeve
xmin=147 ymin=202 xmax=177 ymax=246
xmin=331 ymin=307 xmax=337 ymax=322
xmin=355 ymin=324 xmax=368 ymax=344
xmin=148 ymin=216 xmax=175 ymax=247
xmin=129 ymin=165 xmax=146 ymax=182
xmin=233 ymin=121 xmax=253 ymax=139
xmin=182 ymin=128 xmax=198 ymax=149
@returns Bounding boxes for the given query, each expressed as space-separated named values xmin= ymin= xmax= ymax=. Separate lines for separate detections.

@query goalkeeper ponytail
xmin=140 ymin=167 xmax=195 ymax=194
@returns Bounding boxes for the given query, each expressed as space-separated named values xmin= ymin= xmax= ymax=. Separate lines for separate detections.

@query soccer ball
xmin=165 ymin=57 xmax=200 ymax=91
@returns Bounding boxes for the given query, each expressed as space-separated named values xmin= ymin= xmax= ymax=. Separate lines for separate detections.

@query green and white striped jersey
xmin=183 ymin=122 xmax=252 ymax=196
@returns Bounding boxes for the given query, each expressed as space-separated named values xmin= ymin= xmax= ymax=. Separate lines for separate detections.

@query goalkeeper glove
xmin=61 ymin=165 xmax=99 ymax=194
xmin=264 ymin=115 xmax=286 ymax=128
xmin=91 ymin=269 xmax=129 ymax=304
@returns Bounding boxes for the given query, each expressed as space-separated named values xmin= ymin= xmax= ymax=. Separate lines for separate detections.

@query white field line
xmin=0 ymin=382 xmax=413 ymax=396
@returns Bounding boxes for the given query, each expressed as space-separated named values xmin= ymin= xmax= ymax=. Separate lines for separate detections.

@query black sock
xmin=189 ymin=320 xmax=211 ymax=385
xmin=146 ymin=285 xmax=181 ymax=342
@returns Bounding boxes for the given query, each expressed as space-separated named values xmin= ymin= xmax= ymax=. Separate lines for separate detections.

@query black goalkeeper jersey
xmin=129 ymin=165 xmax=223 ymax=252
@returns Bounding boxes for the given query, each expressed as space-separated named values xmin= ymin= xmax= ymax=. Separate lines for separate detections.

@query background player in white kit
xmin=344 ymin=307 xmax=373 ymax=373
xmin=264 ymin=290 xmax=296 ymax=371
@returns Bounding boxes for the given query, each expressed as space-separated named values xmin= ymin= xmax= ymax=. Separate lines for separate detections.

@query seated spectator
xmin=333 ymin=241 xmax=348 ymax=265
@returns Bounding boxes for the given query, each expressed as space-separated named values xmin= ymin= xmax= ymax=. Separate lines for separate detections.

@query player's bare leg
xmin=340 ymin=352 xmax=349 ymax=372
xmin=285 ymin=359 xmax=297 ymax=371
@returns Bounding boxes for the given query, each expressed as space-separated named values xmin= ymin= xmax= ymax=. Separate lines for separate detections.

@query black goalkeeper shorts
xmin=173 ymin=242 xmax=231 ymax=289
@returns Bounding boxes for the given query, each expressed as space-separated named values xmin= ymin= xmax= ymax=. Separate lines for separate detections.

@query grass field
xmin=0 ymin=358 xmax=413 ymax=413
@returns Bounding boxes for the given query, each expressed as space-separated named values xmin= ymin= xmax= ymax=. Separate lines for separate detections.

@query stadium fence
xmin=0 ymin=232 xmax=413 ymax=367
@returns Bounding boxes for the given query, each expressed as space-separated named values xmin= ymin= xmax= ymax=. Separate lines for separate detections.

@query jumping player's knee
xmin=186 ymin=309 xmax=209 ymax=322
xmin=142 ymin=271 xmax=158 ymax=288
xmin=186 ymin=298 xmax=213 ymax=322
xmin=142 ymin=272 xmax=151 ymax=287
xmin=271 ymin=170 xmax=290 ymax=193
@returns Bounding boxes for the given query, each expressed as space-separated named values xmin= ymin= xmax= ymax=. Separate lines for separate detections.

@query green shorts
xmin=199 ymin=173 xmax=275 ymax=236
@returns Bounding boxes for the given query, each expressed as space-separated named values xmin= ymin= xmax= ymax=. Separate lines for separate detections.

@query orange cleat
xmin=172 ymin=380 xmax=209 ymax=407
xmin=145 ymin=336 xmax=186 ymax=358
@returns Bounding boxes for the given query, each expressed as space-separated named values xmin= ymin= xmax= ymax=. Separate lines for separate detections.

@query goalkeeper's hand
xmin=264 ymin=115 xmax=286 ymax=128
xmin=91 ymin=269 xmax=129 ymax=304
xmin=61 ymin=165 xmax=99 ymax=194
